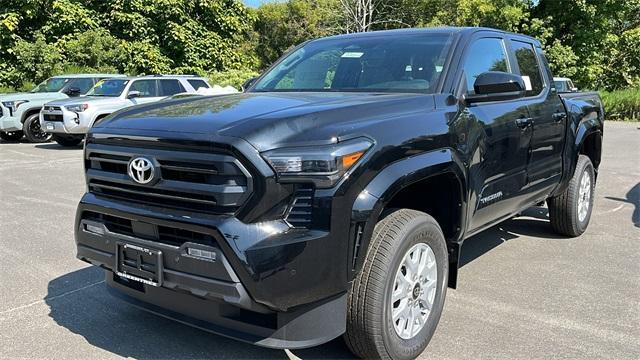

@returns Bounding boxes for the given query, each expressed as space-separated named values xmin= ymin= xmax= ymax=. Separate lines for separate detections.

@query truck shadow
xmin=34 ymin=143 xmax=83 ymax=150
xmin=459 ymin=206 xmax=566 ymax=267
xmin=45 ymin=206 xmax=561 ymax=359
xmin=605 ymin=182 xmax=640 ymax=228
xmin=45 ymin=267 xmax=356 ymax=359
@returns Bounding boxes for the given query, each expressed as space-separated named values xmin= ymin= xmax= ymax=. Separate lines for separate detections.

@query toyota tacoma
xmin=74 ymin=28 xmax=604 ymax=359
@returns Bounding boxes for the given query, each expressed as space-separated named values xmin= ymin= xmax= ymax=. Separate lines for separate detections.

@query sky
xmin=243 ymin=0 xmax=271 ymax=7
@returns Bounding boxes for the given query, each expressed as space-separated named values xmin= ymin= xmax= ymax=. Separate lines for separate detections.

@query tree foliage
xmin=0 ymin=0 xmax=257 ymax=88
xmin=0 ymin=0 xmax=638 ymax=91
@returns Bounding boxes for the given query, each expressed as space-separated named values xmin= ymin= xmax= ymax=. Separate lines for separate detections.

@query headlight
xmin=262 ymin=137 xmax=373 ymax=188
xmin=2 ymin=100 xmax=29 ymax=115
xmin=65 ymin=104 xmax=89 ymax=112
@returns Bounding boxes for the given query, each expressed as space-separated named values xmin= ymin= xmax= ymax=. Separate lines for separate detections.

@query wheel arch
xmin=20 ymin=107 xmax=42 ymax=123
xmin=349 ymin=149 xmax=467 ymax=288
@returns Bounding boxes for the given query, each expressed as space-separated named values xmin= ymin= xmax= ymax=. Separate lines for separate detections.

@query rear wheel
xmin=22 ymin=113 xmax=52 ymax=143
xmin=547 ymin=155 xmax=595 ymax=236
xmin=344 ymin=209 xmax=448 ymax=360
xmin=0 ymin=130 xmax=23 ymax=142
xmin=52 ymin=134 xmax=83 ymax=147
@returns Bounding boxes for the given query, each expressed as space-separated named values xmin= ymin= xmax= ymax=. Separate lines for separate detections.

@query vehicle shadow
xmin=459 ymin=206 xmax=566 ymax=267
xmin=605 ymin=182 xmax=640 ymax=228
xmin=45 ymin=267 xmax=356 ymax=359
xmin=35 ymin=143 xmax=83 ymax=150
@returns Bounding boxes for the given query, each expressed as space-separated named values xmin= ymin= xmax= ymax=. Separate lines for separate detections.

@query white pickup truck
xmin=40 ymin=75 xmax=210 ymax=146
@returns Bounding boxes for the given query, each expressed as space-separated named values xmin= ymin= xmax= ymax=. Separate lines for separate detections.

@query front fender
xmin=349 ymin=148 xmax=467 ymax=279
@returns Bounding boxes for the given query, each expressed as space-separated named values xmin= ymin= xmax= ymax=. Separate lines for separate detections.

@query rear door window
xmin=187 ymin=79 xmax=209 ymax=90
xmin=510 ymin=40 xmax=544 ymax=96
xmin=158 ymin=79 xmax=186 ymax=96
xmin=463 ymin=38 xmax=510 ymax=95
xmin=128 ymin=80 xmax=158 ymax=97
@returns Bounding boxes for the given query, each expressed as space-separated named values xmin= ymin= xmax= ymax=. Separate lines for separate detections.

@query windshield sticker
xmin=522 ymin=76 xmax=533 ymax=91
xmin=341 ymin=52 xmax=364 ymax=58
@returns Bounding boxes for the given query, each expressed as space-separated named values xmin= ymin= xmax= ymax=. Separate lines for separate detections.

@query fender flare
xmin=348 ymin=148 xmax=467 ymax=286
xmin=20 ymin=106 xmax=43 ymax=123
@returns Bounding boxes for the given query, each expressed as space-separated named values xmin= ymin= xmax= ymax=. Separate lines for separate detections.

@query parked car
xmin=0 ymin=74 xmax=123 ymax=143
xmin=74 ymin=28 xmax=604 ymax=359
xmin=40 ymin=75 xmax=210 ymax=146
xmin=554 ymin=77 xmax=578 ymax=92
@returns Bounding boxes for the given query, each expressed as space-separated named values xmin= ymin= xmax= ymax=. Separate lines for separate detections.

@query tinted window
xmin=63 ymin=78 xmax=95 ymax=94
xmin=253 ymin=34 xmax=453 ymax=93
xmin=187 ymin=79 xmax=209 ymax=90
xmin=31 ymin=78 xmax=70 ymax=93
xmin=158 ymin=79 xmax=185 ymax=96
xmin=86 ymin=79 xmax=129 ymax=97
xmin=463 ymin=38 xmax=510 ymax=94
xmin=129 ymin=80 xmax=158 ymax=97
xmin=510 ymin=40 xmax=544 ymax=96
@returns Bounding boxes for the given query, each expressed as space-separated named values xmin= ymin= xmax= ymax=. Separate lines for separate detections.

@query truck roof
xmin=115 ymin=75 xmax=208 ymax=81
xmin=317 ymin=27 xmax=541 ymax=45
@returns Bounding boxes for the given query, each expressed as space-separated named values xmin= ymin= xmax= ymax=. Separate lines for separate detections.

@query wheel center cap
xmin=412 ymin=283 xmax=421 ymax=299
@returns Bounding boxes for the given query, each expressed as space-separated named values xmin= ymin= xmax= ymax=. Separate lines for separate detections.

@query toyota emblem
xmin=128 ymin=157 xmax=155 ymax=184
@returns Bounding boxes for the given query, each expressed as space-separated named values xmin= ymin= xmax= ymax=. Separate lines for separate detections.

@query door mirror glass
xmin=127 ymin=90 xmax=141 ymax=99
xmin=466 ymin=71 xmax=525 ymax=103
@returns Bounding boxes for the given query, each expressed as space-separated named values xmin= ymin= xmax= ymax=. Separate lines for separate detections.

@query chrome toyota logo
xmin=128 ymin=157 xmax=155 ymax=184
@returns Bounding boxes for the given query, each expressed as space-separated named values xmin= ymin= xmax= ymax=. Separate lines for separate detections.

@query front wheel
xmin=547 ymin=155 xmax=595 ymax=237
xmin=344 ymin=209 xmax=448 ymax=360
xmin=0 ymin=130 xmax=23 ymax=142
xmin=52 ymin=134 xmax=83 ymax=147
xmin=23 ymin=114 xmax=52 ymax=143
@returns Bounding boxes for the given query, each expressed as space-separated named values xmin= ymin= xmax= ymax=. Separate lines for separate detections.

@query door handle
xmin=515 ymin=117 xmax=533 ymax=129
xmin=552 ymin=112 xmax=567 ymax=122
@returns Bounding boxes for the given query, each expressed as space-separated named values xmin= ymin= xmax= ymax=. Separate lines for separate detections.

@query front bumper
xmin=40 ymin=106 xmax=92 ymax=134
xmin=75 ymin=195 xmax=349 ymax=348
xmin=0 ymin=107 xmax=22 ymax=132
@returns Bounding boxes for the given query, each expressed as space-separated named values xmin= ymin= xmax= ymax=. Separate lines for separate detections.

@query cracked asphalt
xmin=0 ymin=121 xmax=638 ymax=359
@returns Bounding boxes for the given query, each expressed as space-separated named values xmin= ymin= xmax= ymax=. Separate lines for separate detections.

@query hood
xmin=46 ymin=96 xmax=118 ymax=107
xmin=0 ymin=92 xmax=67 ymax=103
xmin=94 ymin=92 xmax=436 ymax=151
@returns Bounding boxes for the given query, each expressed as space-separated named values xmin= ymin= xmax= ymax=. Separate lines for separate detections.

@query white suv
xmin=40 ymin=75 xmax=210 ymax=146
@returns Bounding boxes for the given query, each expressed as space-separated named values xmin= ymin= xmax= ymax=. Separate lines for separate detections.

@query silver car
xmin=40 ymin=75 xmax=210 ymax=146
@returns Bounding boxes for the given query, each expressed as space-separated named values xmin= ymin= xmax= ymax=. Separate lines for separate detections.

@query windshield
xmin=86 ymin=79 xmax=129 ymax=97
xmin=253 ymin=33 xmax=453 ymax=93
xmin=31 ymin=78 xmax=70 ymax=93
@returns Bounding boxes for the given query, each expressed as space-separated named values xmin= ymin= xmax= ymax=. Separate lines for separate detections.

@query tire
xmin=344 ymin=209 xmax=448 ymax=360
xmin=52 ymin=134 xmax=83 ymax=147
xmin=22 ymin=113 xmax=52 ymax=143
xmin=547 ymin=155 xmax=595 ymax=237
xmin=0 ymin=130 xmax=23 ymax=142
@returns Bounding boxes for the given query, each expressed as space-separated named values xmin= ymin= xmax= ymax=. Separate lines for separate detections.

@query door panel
xmin=460 ymin=36 xmax=533 ymax=231
xmin=510 ymin=41 xmax=566 ymax=192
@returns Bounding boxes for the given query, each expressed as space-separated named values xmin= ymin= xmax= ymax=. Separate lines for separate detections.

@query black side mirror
xmin=242 ymin=77 xmax=257 ymax=92
xmin=65 ymin=87 xmax=82 ymax=97
xmin=466 ymin=71 xmax=526 ymax=103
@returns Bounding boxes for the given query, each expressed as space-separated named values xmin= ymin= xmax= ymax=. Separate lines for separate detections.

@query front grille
xmin=43 ymin=114 xmax=64 ymax=122
xmin=85 ymin=141 xmax=253 ymax=214
xmin=285 ymin=186 xmax=314 ymax=227
xmin=83 ymin=211 xmax=216 ymax=247
xmin=44 ymin=106 xmax=61 ymax=112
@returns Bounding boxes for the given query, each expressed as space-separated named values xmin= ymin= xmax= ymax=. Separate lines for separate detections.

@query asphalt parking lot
xmin=0 ymin=121 xmax=638 ymax=359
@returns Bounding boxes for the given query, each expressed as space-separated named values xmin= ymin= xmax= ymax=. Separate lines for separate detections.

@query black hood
xmin=94 ymin=92 xmax=436 ymax=151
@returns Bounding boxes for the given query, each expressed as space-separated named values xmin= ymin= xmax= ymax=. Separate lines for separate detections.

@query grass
xmin=600 ymin=88 xmax=640 ymax=121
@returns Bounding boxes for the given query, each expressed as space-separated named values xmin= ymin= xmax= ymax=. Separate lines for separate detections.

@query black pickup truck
xmin=75 ymin=27 xmax=604 ymax=359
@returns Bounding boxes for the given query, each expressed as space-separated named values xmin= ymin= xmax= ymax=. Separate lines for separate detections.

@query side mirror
xmin=65 ymin=87 xmax=82 ymax=97
xmin=127 ymin=90 xmax=141 ymax=99
xmin=466 ymin=71 xmax=526 ymax=103
xmin=571 ymin=87 xmax=578 ymax=92
xmin=242 ymin=77 xmax=257 ymax=92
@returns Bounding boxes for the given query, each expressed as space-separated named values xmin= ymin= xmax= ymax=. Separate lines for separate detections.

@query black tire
xmin=22 ymin=113 xmax=52 ymax=143
xmin=0 ymin=130 xmax=23 ymax=142
xmin=344 ymin=209 xmax=448 ymax=360
xmin=547 ymin=155 xmax=595 ymax=237
xmin=52 ymin=134 xmax=83 ymax=147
